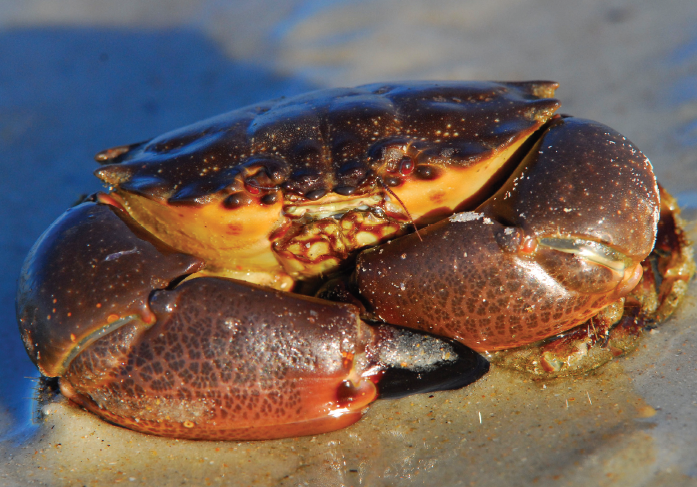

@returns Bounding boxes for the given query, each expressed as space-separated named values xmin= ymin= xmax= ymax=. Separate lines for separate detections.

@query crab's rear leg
xmin=353 ymin=116 xmax=661 ymax=352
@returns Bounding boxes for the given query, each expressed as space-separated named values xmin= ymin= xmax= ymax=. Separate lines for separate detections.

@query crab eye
xmin=223 ymin=192 xmax=252 ymax=209
xmin=398 ymin=157 xmax=414 ymax=176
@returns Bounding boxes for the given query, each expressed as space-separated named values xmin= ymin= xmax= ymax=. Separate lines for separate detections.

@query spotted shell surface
xmin=95 ymin=81 xmax=560 ymax=204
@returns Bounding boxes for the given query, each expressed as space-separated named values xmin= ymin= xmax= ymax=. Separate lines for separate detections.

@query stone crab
xmin=16 ymin=81 xmax=694 ymax=441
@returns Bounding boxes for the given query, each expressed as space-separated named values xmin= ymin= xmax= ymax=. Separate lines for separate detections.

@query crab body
xmin=17 ymin=81 xmax=686 ymax=440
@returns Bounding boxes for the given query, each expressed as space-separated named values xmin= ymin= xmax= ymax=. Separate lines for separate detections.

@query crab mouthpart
xmin=273 ymin=194 xmax=411 ymax=279
xmin=283 ymin=194 xmax=389 ymax=221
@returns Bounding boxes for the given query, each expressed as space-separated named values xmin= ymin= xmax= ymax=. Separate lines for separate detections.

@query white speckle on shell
xmin=449 ymin=211 xmax=485 ymax=223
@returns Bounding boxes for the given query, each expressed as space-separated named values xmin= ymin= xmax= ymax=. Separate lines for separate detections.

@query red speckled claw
xmin=19 ymin=201 xmax=486 ymax=440
xmin=59 ymin=276 xmax=485 ymax=440
xmin=61 ymin=277 xmax=379 ymax=440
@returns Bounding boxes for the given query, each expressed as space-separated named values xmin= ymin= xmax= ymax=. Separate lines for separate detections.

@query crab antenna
xmin=377 ymin=177 xmax=423 ymax=242
xmin=244 ymin=179 xmax=280 ymax=191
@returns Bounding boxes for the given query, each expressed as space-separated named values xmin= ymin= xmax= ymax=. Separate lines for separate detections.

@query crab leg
xmin=17 ymin=201 xmax=486 ymax=440
xmin=354 ymin=116 xmax=660 ymax=352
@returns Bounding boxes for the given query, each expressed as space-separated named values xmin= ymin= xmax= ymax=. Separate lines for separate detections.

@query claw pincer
xmin=355 ymin=116 xmax=659 ymax=351
xmin=16 ymin=81 xmax=670 ymax=440
xmin=62 ymin=276 xmax=380 ymax=440
xmin=19 ymin=200 xmax=481 ymax=439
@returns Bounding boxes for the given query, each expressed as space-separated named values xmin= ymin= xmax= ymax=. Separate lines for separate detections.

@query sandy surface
xmin=1 ymin=0 xmax=696 ymax=485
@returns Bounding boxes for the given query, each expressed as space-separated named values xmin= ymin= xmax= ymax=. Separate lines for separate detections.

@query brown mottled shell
xmin=95 ymin=81 xmax=560 ymax=204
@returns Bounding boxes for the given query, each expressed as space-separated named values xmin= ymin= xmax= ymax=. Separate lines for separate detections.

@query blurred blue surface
xmin=0 ymin=26 xmax=313 ymax=437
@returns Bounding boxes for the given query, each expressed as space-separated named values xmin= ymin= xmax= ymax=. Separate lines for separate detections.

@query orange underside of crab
xmin=107 ymin=131 xmax=538 ymax=292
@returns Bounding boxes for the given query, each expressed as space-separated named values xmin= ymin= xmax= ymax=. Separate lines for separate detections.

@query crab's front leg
xmin=354 ymin=117 xmax=660 ymax=352
xmin=17 ymin=200 xmax=486 ymax=440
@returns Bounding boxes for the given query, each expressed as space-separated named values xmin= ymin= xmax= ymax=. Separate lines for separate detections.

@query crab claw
xmin=17 ymin=199 xmax=486 ymax=440
xmin=355 ymin=117 xmax=660 ymax=351
xmin=60 ymin=277 xmax=486 ymax=440
xmin=60 ymin=277 xmax=381 ymax=440
xmin=16 ymin=200 xmax=204 ymax=377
